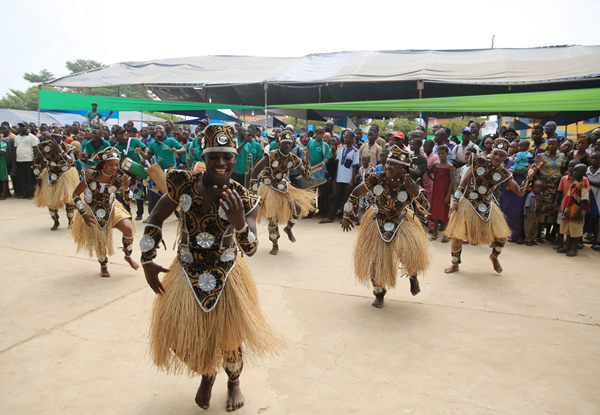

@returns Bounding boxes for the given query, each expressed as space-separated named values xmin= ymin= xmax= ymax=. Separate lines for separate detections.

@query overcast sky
xmin=1 ymin=0 xmax=598 ymax=97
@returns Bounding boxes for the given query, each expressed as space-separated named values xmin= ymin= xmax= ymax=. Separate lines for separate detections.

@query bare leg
xmin=283 ymin=218 xmax=297 ymax=243
xmin=49 ymin=208 xmax=60 ymax=231
xmin=195 ymin=374 xmax=216 ymax=410
xmin=444 ymin=238 xmax=462 ymax=273
xmin=490 ymin=238 xmax=506 ymax=273
xmin=114 ymin=219 xmax=139 ymax=270
xmin=223 ymin=348 xmax=245 ymax=412
xmin=268 ymin=218 xmax=279 ymax=255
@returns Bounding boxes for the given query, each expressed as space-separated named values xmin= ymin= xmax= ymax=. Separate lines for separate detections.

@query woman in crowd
xmin=535 ymin=137 xmax=565 ymax=242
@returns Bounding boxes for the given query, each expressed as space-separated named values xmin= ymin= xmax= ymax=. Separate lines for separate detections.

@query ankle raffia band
xmin=491 ymin=240 xmax=505 ymax=257
xmin=122 ymin=236 xmax=134 ymax=257
xmin=140 ymin=225 xmax=162 ymax=263
xmin=451 ymin=249 xmax=462 ymax=264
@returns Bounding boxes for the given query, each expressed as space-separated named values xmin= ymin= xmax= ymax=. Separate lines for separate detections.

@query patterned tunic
xmin=257 ymin=150 xmax=302 ymax=193
xmin=461 ymin=155 xmax=512 ymax=221
xmin=77 ymin=169 xmax=130 ymax=229
xmin=361 ymin=172 xmax=429 ymax=242
xmin=164 ymin=170 xmax=260 ymax=312
xmin=34 ymin=140 xmax=75 ymax=185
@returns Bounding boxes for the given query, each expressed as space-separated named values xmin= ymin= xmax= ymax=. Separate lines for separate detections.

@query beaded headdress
xmin=202 ymin=124 xmax=237 ymax=154
xmin=98 ymin=146 xmax=121 ymax=161
xmin=387 ymin=144 xmax=412 ymax=166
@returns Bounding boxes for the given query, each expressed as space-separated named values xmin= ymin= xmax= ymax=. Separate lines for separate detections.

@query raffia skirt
xmin=71 ymin=200 xmax=134 ymax=258
xmin=150 ymin=257 xmax=283 ymax=376
xmin=33 ymin=168 xmax=79 ymax=210
xmin=444 ymin=198 xmax=511 ymax=245
xmin=257 ymin=183 xmax=315 ymax=224
xmin=354 ymin=207 xmax=430 ymax=289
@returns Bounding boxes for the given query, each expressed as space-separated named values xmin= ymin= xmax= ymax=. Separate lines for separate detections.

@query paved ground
xmin=1 ymin=198 xmax=599 ymax=414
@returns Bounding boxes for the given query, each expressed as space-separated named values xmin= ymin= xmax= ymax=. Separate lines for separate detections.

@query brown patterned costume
xmin=445 ymin=154 xmax=513 ymax=265
xmin=256 ymin=149 xmax=314 ymax=244
xmin=32 ymin=139 xmax=79 ymax=226
xmin=147 ymin=169 xmax=282 ymax=378
xmin=350 ymin=171 xmax=431 ymax=294
xmin=71 ymin=167 xmax=134 ymax=266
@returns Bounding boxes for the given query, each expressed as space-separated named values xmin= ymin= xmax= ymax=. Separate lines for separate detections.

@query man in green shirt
xmin=232 ymin=126 xmax=263 ymax=184
xmin=306 ymin=126 xmax=331 ymax=216
xmin=79 ymin=129 xmax=111 ymax=169
xmin=85 ymin=103 xmax=112 ymax=127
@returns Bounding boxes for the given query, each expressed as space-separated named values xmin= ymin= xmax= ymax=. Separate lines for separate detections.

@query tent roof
xmin=48 ymin=45 xmax=600 ymax=88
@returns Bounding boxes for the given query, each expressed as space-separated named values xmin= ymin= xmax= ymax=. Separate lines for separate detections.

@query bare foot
xmin=226 ymin=380 xmax=245 ymax=412
xmin=490 ymin=254 xmax=503 ymax=273
xmin=100 ymin=266 xmax=111 ymax=278
xmin=195 ymin=375 xmax=215 ymax=410
xmin=409 ymin=276 xmax=420 ymax=296
xmin=269 ymin=244 xmax=279 ymax=255
xmin=441 ymin=235 xmax=449 ymax=243
xmin=283 ymin=227 xmax=296 ymax=243
xmin=124 ymin=256 xmax=140 ymax=270
xmin=371 ymin=293 xmax=384 ymax=308
xmin=51 ymin=221 xmax=60 ymax=231
xmin=444 ymin=264 xmax=459 ymax=274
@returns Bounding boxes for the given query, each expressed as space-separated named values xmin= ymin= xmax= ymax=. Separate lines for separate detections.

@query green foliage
xmin=393 ymin=119 xmax=419 ymax=135
xmin=0 ymin=87 xmax=39 ymax=110
xmin=23 ymin=69 xmax=55 ymax=84
xmin=65 ymin=59 xmax=103 ymax=74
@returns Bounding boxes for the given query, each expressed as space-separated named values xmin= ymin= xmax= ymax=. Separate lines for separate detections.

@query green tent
xmin=38 ymin=89 xmax=261 ymax=111
xmin=275 ymin=88 xmax=600 ymax=112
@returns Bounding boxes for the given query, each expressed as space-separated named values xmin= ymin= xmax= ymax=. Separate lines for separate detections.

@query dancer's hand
xmin=527 ymin=162 xmax=542 ymax=180
xmin=341 ymin=217 xmax=354 ymax=232
xmin=142 ymin=262 xmax=169 ymax=294
xmin=83 ymin=215 xmax=95 ymax=227
xmin=121 ymin=174 xmax=131 ymax=189
xmin=449 ymin=203 xmax=457 ymax=215
xmin=404 ymin=173 xmax=419 ymax=196
xmin=220 ymin=188 xmax=246 ymax=230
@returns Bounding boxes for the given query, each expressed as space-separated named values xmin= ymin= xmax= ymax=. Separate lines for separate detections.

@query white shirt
xmin=14 ymin=133 xmax=39 ymax=162
xmin=336 ymin=145 xmax=360 ymax=183
xmin=452 ymin=141 xmax=479 ymax=164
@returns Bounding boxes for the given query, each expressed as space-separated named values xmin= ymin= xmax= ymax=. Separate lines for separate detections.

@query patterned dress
xmin=32 ymin=140 xmax=79 ymax=210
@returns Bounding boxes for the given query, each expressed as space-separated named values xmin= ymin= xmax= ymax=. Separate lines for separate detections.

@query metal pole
xmin=264 ymin=83 xmax=268 ymax=132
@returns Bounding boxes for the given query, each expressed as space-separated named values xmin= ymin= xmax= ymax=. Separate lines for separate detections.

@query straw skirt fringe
xmin=354 ymin=207 xmax=430 ymax=289
xmin=33 ymin=168 xmax=79 ymax=210
xmin=71 ymin=200 xmax=133 ymax=258
xmin=257 ymin=183 xmax=314 ymax=224
xmin=150 ymin=256 xmax=283 ymax=376
xmin=444 ymin=198 xmax=511 ymax=245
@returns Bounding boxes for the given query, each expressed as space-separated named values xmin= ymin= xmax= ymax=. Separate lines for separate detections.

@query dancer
xmin=251 ymin=130 xmax=314 ymax=255
xmin=444 ymin=138 xmax=541 ymax=274
xmin=32 ymin=132 xmax=79 ymax=230
xmin=71 ymin=147 xmax=138 ymax=277
xmin=341 ymin=145 xmax=430 ymax=308
xmin=141 ymin=124 xmax=282 ymax=412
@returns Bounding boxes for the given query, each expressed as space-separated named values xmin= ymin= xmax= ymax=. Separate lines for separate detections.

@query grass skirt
xmin=150 ymin=257 xmax=283 ymax=376
xmin=444 ymin=198 xmax=511 ymax=244
xmin=33 ymin=168 xmax=79 ymax=210
xmin=71 ymin=200 xmax=133 ymax=258
xmin=354 ymin=207 xmax=430 ymax=289
xmin=257 ymin=183 xmax=315 ymax=224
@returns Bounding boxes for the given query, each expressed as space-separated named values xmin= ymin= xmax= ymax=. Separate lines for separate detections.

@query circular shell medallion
xmin=179 ymin=194 xmax=192 ymax=212
xmin=373 ymin=184 xmax=384 ymax=196
xmin=96 ymin=208 xmax=106 ymax=219
xmin=478 ymin=186 xmax=487 ymax=194
xmin=139 ymin=234 xmax=155 ymax=253
xmin=478 ymin=203 xmax=487 ymax=212
xmin=217 ymin=135 xmax=229 ymax=145
xmin=196 ymin=232 xmax=215 ymax=248
xmin=271 ymin=160 xmax=279 ymax=168
xmin=476 ymin=166 xmax=486 ymax=176
xmin=197 ymin=272 xmax=217 ymax=291
xmin=397 ymin=191 xmax=408 ymax=202
xmin=383 ymin=222 xmax=395 ymax=232
xmin=492 ymin=172 xmax=502 ymax=182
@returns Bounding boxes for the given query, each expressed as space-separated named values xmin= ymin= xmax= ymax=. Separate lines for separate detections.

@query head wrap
xmin=202 ymin=124 xmax=237 ymax=154
xmin=387 ymin=145 xmax=412 ymax=166
xmin=279 ymin=130 xmax=295 ymax=144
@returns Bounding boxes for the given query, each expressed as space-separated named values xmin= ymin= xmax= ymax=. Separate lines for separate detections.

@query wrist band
xmin=235 ymin=224 xmax=258 ymax=255
xmin=343 ymin=194 xmax=359 ymax=221
xmin=73 ymin=196 xmax=87 ymax=216
xmin=140 ymin=225 xmax=163 ymax=263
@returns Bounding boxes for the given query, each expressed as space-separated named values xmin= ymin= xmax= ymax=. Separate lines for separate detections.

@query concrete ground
xmin=1 ymin=198 xmax=599 ymax=415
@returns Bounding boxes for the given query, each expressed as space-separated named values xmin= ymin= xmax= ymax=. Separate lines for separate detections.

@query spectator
xmin=557 ymin=164 xmax=590 ymax=256
xmin=359 ymin=127 xmax=382 ymax=168
xmin=428 ymin=145 xmax=453 ymax=241
xmin=408 ymin=136 xmax=427 ymax=183
xmin=1 ymin=122 xmax=16 ymax=197
xmin=0 ymin=135 xmax=7 ymax=199
xmin=452 ymin=126 xmax=479 ymax=186
xmin=529 ymin=125 xmax=547 ymax=157
xmin=422 ymin=139 xmax=440 ymax=203
xmin=586 ymin=152 xmax=600 ymax=250
xmin=565 ymin=135 xmax=589 ymax=166
xmin=535 ymin=137 xmax=565 ymax=242
xmin=13 ymin=121 xmax=39 ymax=198
xmin=544 ymin=121 xmax=564 ymax=144
xmin=523 ymin=180 xmax=544 ymax=246
xmin=307 ymin=126 xmax=331 ymax=217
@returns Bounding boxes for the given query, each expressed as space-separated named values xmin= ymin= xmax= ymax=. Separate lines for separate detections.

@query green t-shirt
xmin=80 ymin=139 xmax=111 ymax=166
xmin=307 ymin=138 xmax=331 ymax=167
xmin=148 ymin=137 xmax=182 ymax=169
xmin=233 ymin=138 xmax=263 ymax=175
xmin=115 ymin=137 xmax=147 ymax=163
xmin=186 ymin=140 xmax=203 ymax=163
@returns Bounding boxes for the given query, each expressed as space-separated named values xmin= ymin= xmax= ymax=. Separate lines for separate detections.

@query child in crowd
xmin=557 ymin=164 xmax=590 ymax=256
xmin=429 ymin=145 xmax=453 ymax=242
xmin=554 ymin=159 xmax=579 ymax=251
xmin=373 ymin=149 xmax=389 ymax=172
xmin=458 ymin=147 xmax=478 ymax=185
xmin=511 ymin=140 xmax=532 ymax=171
xmin=586 ymin=152 xmax=600 ymax=250
xmin=523 ymin=180 xmax=544 ymax=246
xmin=356 ymin=154 xmax=374 ymax=223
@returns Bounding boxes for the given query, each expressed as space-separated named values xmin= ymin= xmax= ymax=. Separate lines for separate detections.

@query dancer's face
xmin=204 ymin=151 xmax=236 ymax=185
xmin=384 ymin=161 xmax=406 ymax=180
xmin=490 ymin=149 xmax=508 ymax=167
xmin=102 ymin=160 xmax=120 ymax=176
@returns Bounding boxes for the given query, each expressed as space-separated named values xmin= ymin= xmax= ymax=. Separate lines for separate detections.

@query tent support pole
xmin=264 ymin=83 xmax=268 ymax=132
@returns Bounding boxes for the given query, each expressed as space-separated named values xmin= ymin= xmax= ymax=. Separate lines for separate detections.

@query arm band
xmin=235 ymin=223 xmax=258 ymax=255
xmin=518 ymin=178 xmax=531 ymax=194
xmin=73 ymin=196 xmax=87 ymax=216
xmin=343 ymin=194 xmax=359 ymax=221
xmin=140 ymin=224 xmax=163 ymax=263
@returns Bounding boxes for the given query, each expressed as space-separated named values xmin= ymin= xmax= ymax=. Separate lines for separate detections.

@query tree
xmin=23 ymin=69 xmax=55 ymax=84
xmin=65 ymin=59 xmax=103 ymax=74
xmin=0 ymin=69 xmax=56 ymax=110
xmin=393 ymin=118 xmax=420 ymax=135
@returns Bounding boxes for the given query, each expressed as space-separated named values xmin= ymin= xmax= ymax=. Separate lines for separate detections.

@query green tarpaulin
xmin=275 ymin=88 xmax=600 ymax=112
xmin=38 ymin=89 xmax=261 ymax=111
